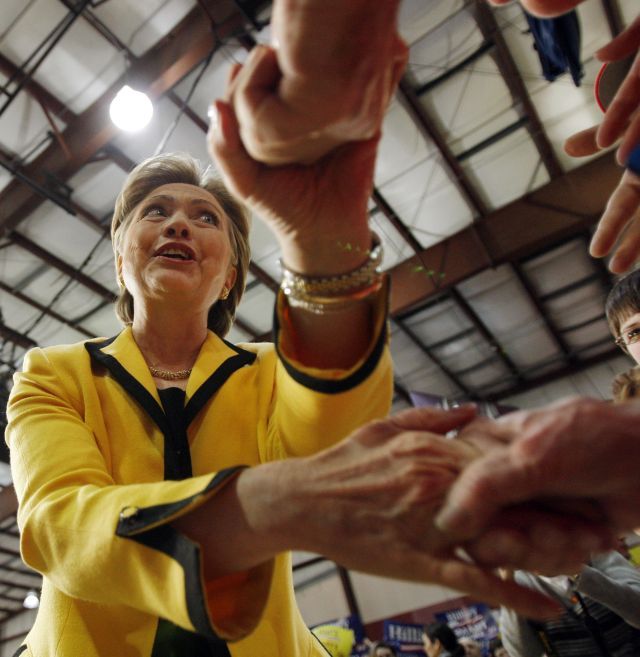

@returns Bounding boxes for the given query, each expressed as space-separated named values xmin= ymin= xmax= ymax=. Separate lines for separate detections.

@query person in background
xmin=612 ymin=366 xmax=640 ymax=402
xmin=499 ymin=551 xmax=640 ymax=657
xmin=423 ymin=623 xmax=465 ymax=657
xmin=459 ymin=637 xmax=483 ymax=657
xmin=606 ymin=267 xmax=640 ymax=364
xmin=369 ymin=640 xmax=398 ymax=657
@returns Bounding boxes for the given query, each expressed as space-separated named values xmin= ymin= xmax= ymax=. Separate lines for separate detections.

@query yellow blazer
xmin=7 ymin=294 xmax=392 ymax=657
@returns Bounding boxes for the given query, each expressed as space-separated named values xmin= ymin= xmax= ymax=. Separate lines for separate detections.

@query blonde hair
xmin=111 ymin=153 xmax=251 ymax=337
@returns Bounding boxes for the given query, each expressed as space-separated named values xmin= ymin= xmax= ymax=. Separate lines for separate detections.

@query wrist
xmin=279 ymin=229 xmax=374 ymax=277
xmin=236 ymin=459 xmax=310 ymax=554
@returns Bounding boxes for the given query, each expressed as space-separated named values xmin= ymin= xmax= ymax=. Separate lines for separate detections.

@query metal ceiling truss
xmin=0 ymin=1 xmax=628 ymax=402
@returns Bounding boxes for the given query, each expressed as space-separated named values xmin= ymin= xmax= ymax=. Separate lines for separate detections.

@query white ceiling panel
xmin=0 ymin=245 xmax=43 ymax=288
xmin=420 ymin=54 xmax=514 ymax=147
xmin=18 ymin=202 xmax=107 ymax=270
xmin=523 ymin=239 xmax=599 ymax=294
xmin=28 ymin=317 xmax=87 ymax=348
xmin=463 ymin=129 xmax=550 ymax=209
xmin=398 ymin=0 xmax=467 ymax=48
xmin=375 ymin=99 xmax=435 ymax=187
xmin=79 ymin=303 xmax=122 ymax=339
xmin=546 ymin=281 xmax=607 ymax=329
xmin=107 ymin=96 xmax=207 ymax=167
xmin=0 ymin=290 xmax=41 ymax=334
xmin=406 ymin=6 xmax=482 ymax=86
xmin=172 ymin=45 xmax=247 ymax=120
xmin=458 ymin=361 xmax=512 ymax=391
xmin=0 ymin=85 xmax=57 ymax=163
xmin=379 ymin=155 xmax=474 ymax=249
xmin=92 ymin=0 xmax=197 ymax=57
xmin=69 ymin=161 xmax=128 ymax=219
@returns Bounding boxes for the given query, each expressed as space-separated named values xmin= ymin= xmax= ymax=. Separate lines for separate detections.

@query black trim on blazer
xmin=11 ymin=647 xmax=26 ymax=657
xmin=185 ymin=350 xmax=255 ymax=426
xmin=116 ymin=467 xmax=244 ymax=641
xmin=85 ymin=339 xmax=171 ymax=437
xmin=115 ymin=468 xmax=243 ymax=536
xmin=86 ymin=334 xmax=257 ymax=647
xmin=272 ymin=302 xmax=388 ymax=394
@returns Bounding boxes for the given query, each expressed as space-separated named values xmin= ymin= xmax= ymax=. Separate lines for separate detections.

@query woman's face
xmin=119 ymin=182 xmax=237 ymax=314
xmin=618 ymin=311 xmax=640 ymax=365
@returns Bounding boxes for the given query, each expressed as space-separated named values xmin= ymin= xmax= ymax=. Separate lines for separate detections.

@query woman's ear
xmin=225 ymin=265 xmax=237 ymax=291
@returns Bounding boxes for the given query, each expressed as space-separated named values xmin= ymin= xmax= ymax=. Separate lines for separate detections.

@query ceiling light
xmin=109 ymin=85 xmax=154 ymax=132
xmin=23 ymin=589 xmax=39 ymax=609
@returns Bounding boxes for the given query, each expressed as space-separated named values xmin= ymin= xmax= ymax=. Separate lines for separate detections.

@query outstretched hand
xmin=436 ymin=398 xmax=640 ymax=561
xmin=561 ymin=16 xmax=640 ymax=273
xmin=286 ymin=406 xmax=564 ymax=619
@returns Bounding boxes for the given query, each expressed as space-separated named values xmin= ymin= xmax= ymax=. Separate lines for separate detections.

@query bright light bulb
xmin=23 ymin=590 xmax=39 ymax=609
xmin=109 ymin=85 xmax=154 ymax=132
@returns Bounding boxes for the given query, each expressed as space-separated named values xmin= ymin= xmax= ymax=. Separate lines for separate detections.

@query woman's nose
xmin=164 ymin=213 xmax=190 ymax=238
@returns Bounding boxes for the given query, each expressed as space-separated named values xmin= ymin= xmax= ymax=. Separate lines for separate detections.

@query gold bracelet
xmin=280 ymin=235 xmax=383 ymax=314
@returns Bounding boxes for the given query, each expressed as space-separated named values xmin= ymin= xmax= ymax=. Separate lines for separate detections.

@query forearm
xmin=174 ymin=461 xmax=302 ymax=579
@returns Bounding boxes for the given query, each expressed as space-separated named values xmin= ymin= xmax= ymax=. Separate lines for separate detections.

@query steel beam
xmin=0 ymin=2 xmax=246 ymax=233
xmin=386 ymin=151 xmax=621 ymax=315
xmin=472 ymin=1 xmax=563 ymax=178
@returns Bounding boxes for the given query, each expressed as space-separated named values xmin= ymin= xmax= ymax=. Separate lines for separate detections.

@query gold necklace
xmin=149 ymin=366 xmax=192 ymax=381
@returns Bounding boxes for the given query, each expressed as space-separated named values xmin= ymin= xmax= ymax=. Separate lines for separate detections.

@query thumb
xmin=564 ymin=125 xmax=600 ymax=157
xmin=435 ymin=449 xmax=538 ymax=539
xmin=388 ymin=404 xmax=477 ymax=435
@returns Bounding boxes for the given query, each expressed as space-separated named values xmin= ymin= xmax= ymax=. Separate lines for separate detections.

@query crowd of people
xmin=4 ymin=0 xmax=640 ymax=656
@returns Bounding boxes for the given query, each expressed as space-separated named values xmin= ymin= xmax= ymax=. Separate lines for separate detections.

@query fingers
xmin=596 ymin=16 xmax=640 ymax=62
xmin=589 ymin=170 xmax=640 ymax=271
xmin=207 ymin=100 xmax=260 ymax=200
xmin=596 ymin=52 xmax=640 ymax=156
xmin=464 ymin=507 xmax=615 ymax=575
xmin=416 ymin=554 xmax=561 ymax=620
xmin=564 ymin=125 xmax=600 ymax=157
xmin=434 ymin=450 xmax=537 ymax=539
xmin=387 ymin=404 xmax=477 ymax=435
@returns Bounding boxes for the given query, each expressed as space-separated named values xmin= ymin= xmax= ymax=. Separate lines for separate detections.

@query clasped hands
xmin=296 ymin=399 xmax=637 ymax=620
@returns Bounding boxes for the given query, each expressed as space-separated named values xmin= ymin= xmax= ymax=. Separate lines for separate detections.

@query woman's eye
xmin=143 ymin=206 xmax=166 ymax=218
xmin=198 ymin=212 xmax=219 ymax=226
xmin=628 ymin=327 xmax=640 ymax=340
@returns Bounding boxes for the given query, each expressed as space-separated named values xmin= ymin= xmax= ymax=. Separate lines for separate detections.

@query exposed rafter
xmin=386 ymin=151 xmax=621 ymax=315
xmin=471 ymin=0 xmax=563 ymax=179
xmin=0 ymin=1 xmax=247 ymax=234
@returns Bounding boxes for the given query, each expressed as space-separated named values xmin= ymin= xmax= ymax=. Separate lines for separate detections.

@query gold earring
xmin=118 ymin=275 xmax=125 ymax=289
xmin=220 ymin=286 xmax=229 ymax=301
